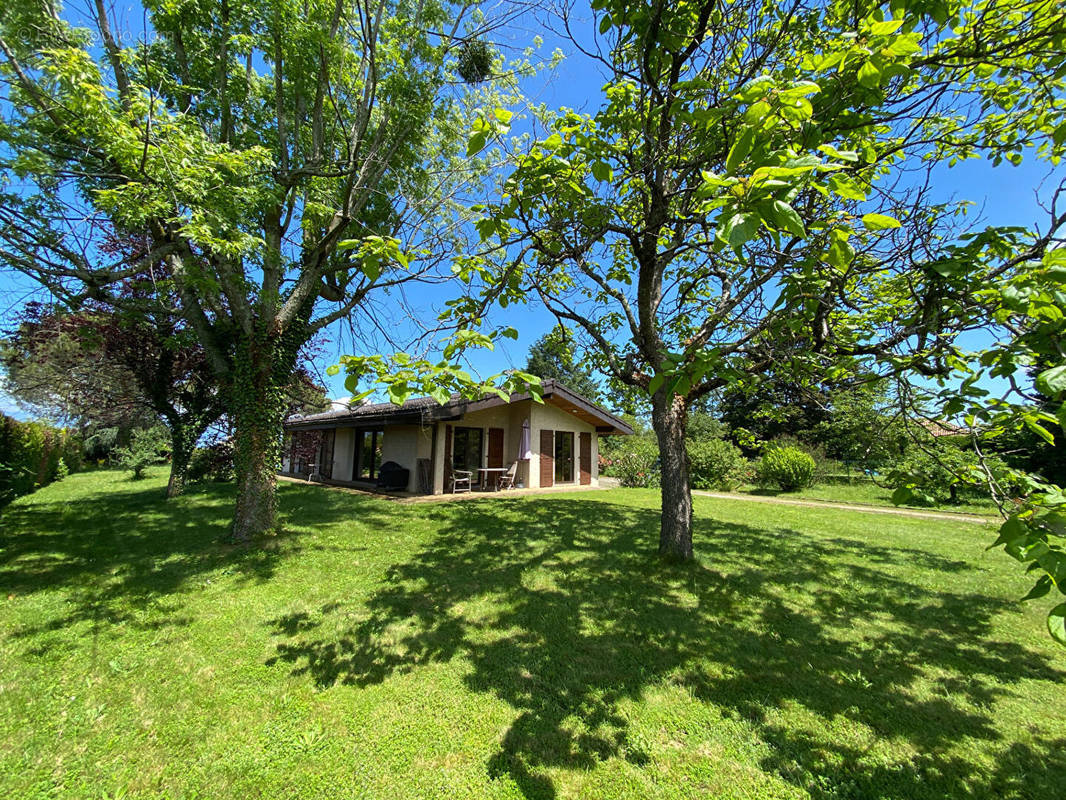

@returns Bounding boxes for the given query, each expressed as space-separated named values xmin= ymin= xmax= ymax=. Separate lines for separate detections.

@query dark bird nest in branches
xmin=457 ymin=39 xmax=494 ymax=84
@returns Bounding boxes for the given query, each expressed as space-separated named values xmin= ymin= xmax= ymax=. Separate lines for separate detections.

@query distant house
xmin=280 ymin=379 xmax=633 ymax=494
xmin=916 ymin=418 xmax=972 ymax=438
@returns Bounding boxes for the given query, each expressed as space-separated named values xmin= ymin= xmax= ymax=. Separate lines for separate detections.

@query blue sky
xmin=0 ymin=4 xmax=1059 ymax=417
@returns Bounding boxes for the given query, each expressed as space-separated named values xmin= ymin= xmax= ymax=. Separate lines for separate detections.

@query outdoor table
xmin=477 ymin=467 xmax=508 ymax=491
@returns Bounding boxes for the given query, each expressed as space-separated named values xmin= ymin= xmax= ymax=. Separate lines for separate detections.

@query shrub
xmin=687 ymin=438 xmax=750 ymax=491
xmin=188 ymin=440 xmax=235 ymax=483
xmin=758 ymin=446 xmax=816 ymax=491
xmin=60 ymin=432 xmax=85 ymax=473
xmin=0 ymin=415 xmax=80 ymax=506
xmin=883 ymin=443 xmax=1019 ymax=507
xmin=114 ymin=426 xmax=171 ymax=480
xmin=607 ymin=437 xmax=660 ymax=488
xmin=770 ymin=435 xmax=841 ymax=482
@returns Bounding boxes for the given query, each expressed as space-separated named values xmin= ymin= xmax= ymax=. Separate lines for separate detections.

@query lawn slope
xmin=1 ymin=469 xmax=1063 ymax=799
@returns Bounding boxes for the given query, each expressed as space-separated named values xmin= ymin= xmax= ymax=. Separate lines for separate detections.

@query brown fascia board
xmin=538 ymin=380 xmax=635 ymax=435
xmin=284 ymin=406 xmax=462 ymax=431
xmin=283 ymin=378 xmax=634 ymax=435
xmin=444 ymin=379 xmax=634 ymax=435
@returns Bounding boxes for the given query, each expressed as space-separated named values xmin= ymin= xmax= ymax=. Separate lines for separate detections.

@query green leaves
xmin=761 ymin=200 xmax=806 ymax=238
xmin=868 ymin=19 xmax=904 ymax=36
xmin=726 ymin=127 xmax=756 ymax=174
xmin=858 ymin=60 xmax=882 ymax=89
xmin=861 ymin=213 xmax=902 ymax=230
xmin=718 ymin=211 xmax=761 ymax=255
xmin=467 ymin=132 xmax=488 ymax=157
xmin=1050 ymin=603 xmax=1066 ymax=645
xmin=1022 ymin=574 xmax=1054 ymax=601
xmin=467 ymin=109 xmax=514 ymax=157
xmin=336 ymin=235 xmax=410 ymax=282
xmin=990 ymin=509 xmax=1066 ymax=647
xmin=590 ymin=161 xmax=612 ymax=182
xmin=1036 ymin=365 xmax=1066 ymax=398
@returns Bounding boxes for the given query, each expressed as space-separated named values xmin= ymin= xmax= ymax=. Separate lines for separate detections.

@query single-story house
xmin=279 ymin=379 xmax=633 ymax=494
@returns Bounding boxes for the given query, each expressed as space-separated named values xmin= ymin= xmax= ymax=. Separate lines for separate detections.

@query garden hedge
xmin=0 ymin=415 xmax=82 ymax=507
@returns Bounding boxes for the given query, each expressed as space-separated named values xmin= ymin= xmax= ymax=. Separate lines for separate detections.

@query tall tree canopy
xmin=468 ymin=0 xmax=1066 ymax=559
xmin=524 ymin=324 xmax=602 ymax=400
xmin=0 ymin=0 xmax=531 ymax=538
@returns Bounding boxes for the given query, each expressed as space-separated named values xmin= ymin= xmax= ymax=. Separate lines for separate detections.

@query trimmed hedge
xmin=758 ymin=445 xmax=816 ymax=491
xmin=0 ymin=415 xmax=82 ymax=507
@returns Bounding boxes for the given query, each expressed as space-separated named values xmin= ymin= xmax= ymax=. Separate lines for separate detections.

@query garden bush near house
xmin=758 ymin=445 xmax=816 ymax=491
xmin=114 ymin=425 xmax=171 ymax=480
xmin=687 ymin=438 xmax=750 ymax=491
xmin=609 ymin=437 xmax=661 ymax=488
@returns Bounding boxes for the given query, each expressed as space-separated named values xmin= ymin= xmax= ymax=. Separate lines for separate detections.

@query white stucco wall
xmin=380 ymin=425 xmax=422 ymax=492
xmin=529 ymin=401 xmax=599 ymax=488
xmin=331 ymin=428 xmax=355 ymax=482
xmin=288 ymin=395 xmax=613 ymax=494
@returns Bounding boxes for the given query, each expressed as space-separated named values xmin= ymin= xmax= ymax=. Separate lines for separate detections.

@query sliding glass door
xmin=452 ymin=427 xmax=483 ymax=482
xmin=353 ymin=428 xmax=383 ymax=481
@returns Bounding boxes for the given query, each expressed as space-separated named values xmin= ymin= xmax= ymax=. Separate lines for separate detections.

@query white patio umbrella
xmin=519 ymin=418 xmax=532 ymax=460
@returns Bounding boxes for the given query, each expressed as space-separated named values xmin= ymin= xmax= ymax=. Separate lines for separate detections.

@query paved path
xmin=691 ymin=490 xmax=996 ymax=525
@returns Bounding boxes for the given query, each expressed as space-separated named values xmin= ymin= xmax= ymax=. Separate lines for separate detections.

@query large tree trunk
xmin=165 ymin=419 xmax=208 ymax=499
xmin=231 ymin=422 xmax=279 ymax=541
xmin=166 ymin=430 xmax=191 ymax=499
xmin=229 ymin=342 xmax=286 ymax=542
xmin=652 ymin=390 xmax=693 ymax=560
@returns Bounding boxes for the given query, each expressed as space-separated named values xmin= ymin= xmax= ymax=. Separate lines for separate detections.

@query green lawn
xmin=736 ymin=479 xmax=1001 ymax=517
xmin=1 ymin=470 xmax=1063 ymax=799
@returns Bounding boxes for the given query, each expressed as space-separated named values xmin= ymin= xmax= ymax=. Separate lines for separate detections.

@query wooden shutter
xmin=444 ymin=425 xmax=453 ymax=493
xmin=539 ymin=429 xmax=554 ymax=488
xmin=579 ymin=431 xmax=592 ymax=485
xmin=319 ymin=429 xmax=336 ymax=479
xmin=488 ymin=428 xmax=505 ymax=468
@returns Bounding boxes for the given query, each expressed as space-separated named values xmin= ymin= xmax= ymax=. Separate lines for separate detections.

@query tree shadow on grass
xmin=265 ymin=496 xmax=1066 ymax=800
xmin=0 ymin=478 xmax=385 ymax=651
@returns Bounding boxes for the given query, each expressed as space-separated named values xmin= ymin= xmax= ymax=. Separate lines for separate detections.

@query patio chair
xmin=451 ymin=469 xmax=472 ymax=494
xmin=496 ymin=461 xmax=518 ymax=491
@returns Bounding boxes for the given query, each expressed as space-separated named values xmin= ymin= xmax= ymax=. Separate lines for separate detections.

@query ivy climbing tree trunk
xmin=165 ymin=422 xmax=193 ymax=499
xmin=652 ymin=390 xmax=693 ymax=560
xmin=164 ymin=414 xmax=213 ymax=499
xmin=231 ymin=405 xmax=283 ymax=541
xmin=227 ymin=323 xmax=307 ymax=540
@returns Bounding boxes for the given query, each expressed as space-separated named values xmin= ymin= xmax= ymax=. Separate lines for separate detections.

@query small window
xmin=555 ymin=431 xmax=574 ymax=483
xmin=354 ymin=429 xmax=383 ymax=480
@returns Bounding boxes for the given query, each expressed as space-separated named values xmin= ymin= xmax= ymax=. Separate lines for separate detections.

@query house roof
xmin=916 ymin=417 xmax=972 ymax=438
xmin=284 ymin=378 xmax=634 ymax=435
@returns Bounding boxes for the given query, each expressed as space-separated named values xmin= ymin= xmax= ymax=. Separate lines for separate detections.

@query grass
xmin=1 ymin=468 xmax=1064 ymax=799
xmin=735 ymin=479 xmax=1001 ymax=516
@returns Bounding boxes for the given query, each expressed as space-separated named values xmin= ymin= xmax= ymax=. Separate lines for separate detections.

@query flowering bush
xmin=607 ymin=438 xmax=661 ymax=488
